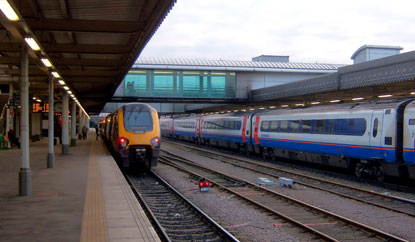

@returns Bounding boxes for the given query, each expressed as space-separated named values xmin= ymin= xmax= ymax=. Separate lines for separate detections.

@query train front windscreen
xmin=123 ymin=105 xmax=153 ymax=133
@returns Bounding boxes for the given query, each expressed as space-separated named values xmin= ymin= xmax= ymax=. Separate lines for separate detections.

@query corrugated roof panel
xmin=135 ymin=58 xmax=346 ymax=71
xmin=69 ymin=0 xmax=144 ymax=21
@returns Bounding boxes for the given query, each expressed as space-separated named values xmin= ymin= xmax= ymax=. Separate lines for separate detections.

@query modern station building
xmin=101 ymin=56 xmax=344 ymax=115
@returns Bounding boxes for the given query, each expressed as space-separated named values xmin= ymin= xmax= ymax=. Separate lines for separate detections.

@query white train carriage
xmin=199 ymin=113 xmax=252 ymax=150
xmin=252 ymin=100 xmax=412 ymax=181
xmin=160 ymin=117 xmax=174 ymax=138
xmin=173 ymin=116 xmax=200 ymax=142
xmin=403 ymin=101 xmax=415 ymax=180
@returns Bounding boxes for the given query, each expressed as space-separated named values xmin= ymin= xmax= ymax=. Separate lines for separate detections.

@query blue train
xmin=161 ymin=99 xmax=415 ymax=182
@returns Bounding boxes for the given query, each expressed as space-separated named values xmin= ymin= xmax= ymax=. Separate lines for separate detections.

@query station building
xmin=101 ymin=56 xmax=344 ymax=115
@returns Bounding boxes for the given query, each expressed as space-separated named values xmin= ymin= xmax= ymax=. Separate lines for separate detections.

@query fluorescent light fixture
xmin=51 ymin=71 xmax=60 ymax=78
xmin=58 ymin=80 xmax=65 ymax=85
xmin=352 ymin=97 xmax=364 ymax=101
xmin=258 ymin=107 xmax=265 ymax=110
xmin=269 ymin=106 xmax=276 ymax=109
xmin=411 ymin=92 xmax=415 ymax=95
xmin=32 ymin=97 xmax=36 ymax=100
xmin=378 ymin=94 xmax=392 ymax=98
xmin=41 ymin=58 xmax=52 ymax=67
xmin=67 ymin=90 xmax=72 ymax=94
xmin=234 ymin=110 xmax=239 ymax=112
xmin=0 ymin=0 xmax=19 ymax=21
xmin=70 ymin=94 xmax=74 ymax=98
xmin=36 ymin=99 xmax=41 ymax=102
xmin=227 ymin=111 xmax=232 ymax=113
xmin=24 ymin=37 xmax=40 ymax=51
xmin=63 ymin=86 xmax=69 ymax=90
xmin=295 ymin=103 xmax=304 ymax=106
xmin=311 ymin=102 xmax=320 ymax=105
xmin=330 ymin=100 xmax=341 ymax=103
xmin=281 ymin=105 xmax=289 ymax=108
xmin=249 ymin=108 xmax=255 ymax=111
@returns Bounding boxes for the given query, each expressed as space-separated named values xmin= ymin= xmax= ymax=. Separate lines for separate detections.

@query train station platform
xmin=0 ymin=131 xmax=160 ymax=242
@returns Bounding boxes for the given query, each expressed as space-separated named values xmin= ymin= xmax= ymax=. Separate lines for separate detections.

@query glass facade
xmin=124 ymin=70 xmax=236 ymax=98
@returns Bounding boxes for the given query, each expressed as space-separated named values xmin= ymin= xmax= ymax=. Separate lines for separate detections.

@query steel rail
xmin=160 ymin=151 xmax=408 ymax=242
xmin=167 ymin=142 xmax=415 ymax=216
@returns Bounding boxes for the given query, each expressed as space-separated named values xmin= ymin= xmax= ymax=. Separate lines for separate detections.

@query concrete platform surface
xmin=0 ymin=132 xmax=160 ymax=242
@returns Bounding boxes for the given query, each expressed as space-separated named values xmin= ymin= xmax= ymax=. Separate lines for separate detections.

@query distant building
xmin=102 ymin=57 xmax=344 ymax=114
xmin=351 ymin=45 xmax=403 ymax=64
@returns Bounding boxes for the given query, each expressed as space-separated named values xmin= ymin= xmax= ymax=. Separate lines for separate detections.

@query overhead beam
xmin=66 ymin=77 xmax=118 ymax=83
xmin=52 ymin=58 xmax=124 ymax=67
xmin=26 ymin=18 xmax=145 ymax=33
xmin=0 ymin=42 xmax=131 ymax=54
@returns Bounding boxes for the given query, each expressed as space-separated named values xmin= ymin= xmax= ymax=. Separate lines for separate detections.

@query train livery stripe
xmin=254 ymin=116 xmax=260 ymax=144
xmin=242 ymin=116 xmax=247 ymax=142
xmin=259 ymin=137 xmax=395 ymax=151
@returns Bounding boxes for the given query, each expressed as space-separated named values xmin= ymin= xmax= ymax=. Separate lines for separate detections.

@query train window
xmin=261 ymin=121 xmax=270 ymax=132
xmin=270 ymin=121 xmax=278 ymax=132
xmin=235 ymin=121 xmax=242 ymax=130
xmin=373 ymin=118 xmax=378 ymax=137
xmin=409 ymin=119 xmax=415 ymax=125
xmin=280 ymin=120 xmax=288 ymax=132
xmin=315 ymin=120 xmax=326 ymax=134
xmin=328 ymin=120 xmax=335 ymax=134
xmin=302 ymin=120 xmax=312 ymax=133
xmin=290 ymin=120 xmax=300 ymax=133
xmin=332 ymin=118 xmax=366 ymax=136
xmin=123 ymin=105 xmax=153 ymax=132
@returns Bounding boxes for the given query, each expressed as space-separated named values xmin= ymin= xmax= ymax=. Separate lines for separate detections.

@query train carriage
xmin=200 ymin=113 xmax=253 ymax=151
xmin=173 ymin=116 xmax=200 ymax=143
xmin=403 ymin=101 xmax=415 ymax=180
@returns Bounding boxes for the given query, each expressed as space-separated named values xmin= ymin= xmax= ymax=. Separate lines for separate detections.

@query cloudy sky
xmin=140 ymin=0 xmax=415 ymax=64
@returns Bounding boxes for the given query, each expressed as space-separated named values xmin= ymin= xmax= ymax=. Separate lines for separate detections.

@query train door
xmin=369 ymin=110 xmax=384 ymax=158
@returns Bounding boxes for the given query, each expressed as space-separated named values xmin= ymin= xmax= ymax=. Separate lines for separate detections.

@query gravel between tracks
xmin=154 ymin=164 xmax=312 ymax=241
xmin=159 ymin=142 xmax=415 ymax=241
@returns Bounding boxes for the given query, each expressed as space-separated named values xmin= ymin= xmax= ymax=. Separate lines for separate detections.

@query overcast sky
xmin=140 ymin=0 xmax=415 ymax=64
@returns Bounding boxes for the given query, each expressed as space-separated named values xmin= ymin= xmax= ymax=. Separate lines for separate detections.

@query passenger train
xmin=101 ymin=103 xmax=161 ymax=170
xmin=161 ymin=99 xmax=415 ymax=182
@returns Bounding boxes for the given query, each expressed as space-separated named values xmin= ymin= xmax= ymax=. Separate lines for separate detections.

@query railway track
xmin=159 ymin=151 xmax=408 ymax=242
xmin=125 ymin=171 xmax=239 ymax=242
xmin=167 ymin=142 xmax=415 ymax=218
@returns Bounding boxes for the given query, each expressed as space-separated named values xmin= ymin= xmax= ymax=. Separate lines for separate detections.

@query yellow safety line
xmin=80 ymin=141 xmax=108 ymax=242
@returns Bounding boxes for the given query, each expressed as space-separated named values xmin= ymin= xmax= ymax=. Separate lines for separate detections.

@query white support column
xmin=19 ymin=46 xmax=31 ymax=196
xmin=71 ymin=100 xmax=76 ymax=146
xmin=62 ymin=92 xmax=69 ymax=154
xmin=47 ymin=78 xmax=54 ymax=168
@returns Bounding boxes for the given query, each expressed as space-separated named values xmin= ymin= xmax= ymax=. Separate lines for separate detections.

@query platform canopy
xmin=0 ymin=0 xmax=175 ymax=114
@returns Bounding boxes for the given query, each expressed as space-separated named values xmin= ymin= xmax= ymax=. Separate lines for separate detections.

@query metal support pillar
xmin=78 ymin=105 xmax=82 ymax=139
xmin=47 ymin=79 xmax=55 ymax=168
xmin=19 ymin=46 xmax=31 ymax=196
xmin=71 ymin=100 xmax=76 ymax=146
xmin=62 ymin=92 xmax=69 ymax=154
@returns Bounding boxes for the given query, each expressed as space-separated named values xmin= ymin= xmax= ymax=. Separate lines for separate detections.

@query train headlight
xmin=118 ymin=137 xmax=129 ymax=148
xmin=151 ymin=137 xmax=160 ymax=148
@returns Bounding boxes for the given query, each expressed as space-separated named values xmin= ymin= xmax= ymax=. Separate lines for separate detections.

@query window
xmin=409 ymin=119 xmax=415 ymax=125
xmin=290 ymin=120 xmax=300 ymax=133
xmin=373 ymin=118 xmax=378 ymax=137
xmin=261 ymin=121 xmax=270 ymax=132
xmin=270 ymin=121 xmax=278 ymax=132
xmin=123 ymin=105 xmax=153 ymax=133
xmin=280 ymin=120 xmax=288 ymax=132
xmin=302 ymin=120 xmax=312 ymax=133
xmin=315 ymin=120 xmax=326 ymax=134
